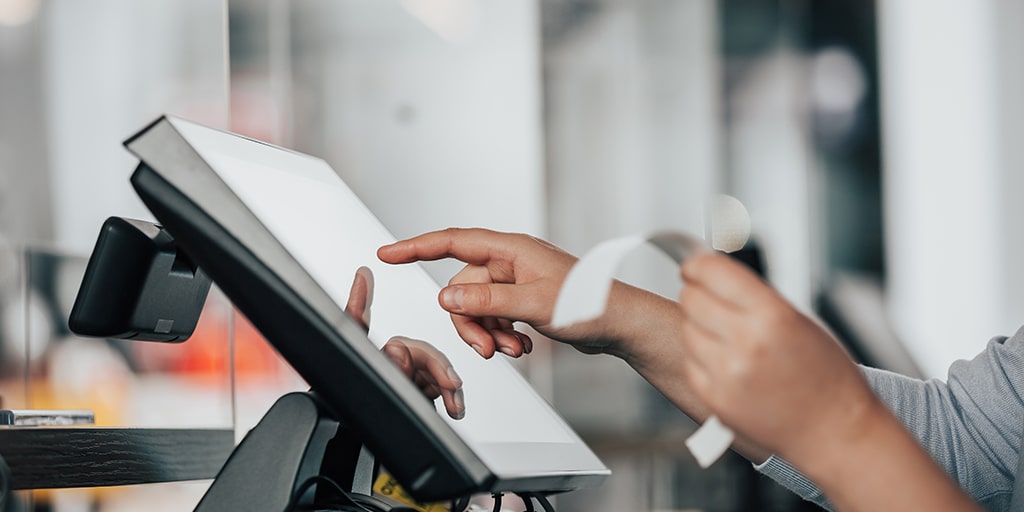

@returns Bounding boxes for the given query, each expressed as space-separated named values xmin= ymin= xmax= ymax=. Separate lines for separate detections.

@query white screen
xmin=172 ymin=120 xmax=576 ymax=450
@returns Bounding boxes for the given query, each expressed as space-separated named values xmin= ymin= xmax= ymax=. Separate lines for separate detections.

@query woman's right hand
xmin=378 ymin=228 xmax=678 ymax=360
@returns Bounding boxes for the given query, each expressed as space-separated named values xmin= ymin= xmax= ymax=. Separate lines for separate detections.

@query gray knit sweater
xmin=755 ymin=326 xmax=1024 ymax=510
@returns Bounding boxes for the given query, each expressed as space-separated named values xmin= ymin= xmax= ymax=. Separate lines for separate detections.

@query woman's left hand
xmin=345 ymin=266 xmax=465 ymax=419
xmin=675 ymin=252 xmax=881 ymax=465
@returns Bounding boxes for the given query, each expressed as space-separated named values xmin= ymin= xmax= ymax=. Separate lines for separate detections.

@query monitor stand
xmin=194 ymin=391 xmax=403 ymax=512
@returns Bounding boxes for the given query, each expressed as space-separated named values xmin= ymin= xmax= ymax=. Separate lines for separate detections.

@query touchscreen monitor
xmin=123 ymin=115 xmax=608 ymax=501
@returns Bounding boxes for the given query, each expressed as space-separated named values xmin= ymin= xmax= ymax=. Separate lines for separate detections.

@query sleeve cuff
xmin=754 ymin=454 xmax=831 ymax=508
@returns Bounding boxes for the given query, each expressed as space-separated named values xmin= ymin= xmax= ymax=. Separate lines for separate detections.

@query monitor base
xmin=194 ymin=391 xmax=408 ymax=512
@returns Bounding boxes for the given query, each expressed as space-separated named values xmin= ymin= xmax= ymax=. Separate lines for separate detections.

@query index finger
xmin=680 ymin=251 xmax=777 ymax=310
xmin=377 ymin=228 xmax=517 ymax=266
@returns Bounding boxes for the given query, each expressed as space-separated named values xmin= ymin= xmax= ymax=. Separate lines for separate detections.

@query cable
xmin=449 ymin=495 xmax=471 ymax=512
xmin=536 ymin=491 xmax=552 ymax=512
xmin=283 ymin=474 xmax=376 ymax=512
xmin=490 ymin=492 xmax=504 ymax=512
xmin=524 ymin=491 xmax=557 ymax=512
xmin=517 ymin=492 xmax=536 ymax=512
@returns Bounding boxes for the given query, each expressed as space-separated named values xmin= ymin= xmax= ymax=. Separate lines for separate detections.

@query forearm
xmin=759 ymin=350 xmax=1024 ymax=508
xmin=624 ymin=322 xmax=978 ymax=510
xmin=794 ymin=401 xmax=980 ymax=512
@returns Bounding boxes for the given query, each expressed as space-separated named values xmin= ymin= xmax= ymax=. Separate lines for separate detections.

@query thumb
xmin=439 ymin=282 xmax=549 ymax=324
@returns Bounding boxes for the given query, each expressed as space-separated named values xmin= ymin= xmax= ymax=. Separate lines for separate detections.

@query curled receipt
xmin=550 ymin=231 xmax=736 ymax=468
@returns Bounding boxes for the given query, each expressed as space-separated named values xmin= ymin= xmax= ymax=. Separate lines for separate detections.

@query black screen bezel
xmin=130 ymin=163 xmax=489 ymax=501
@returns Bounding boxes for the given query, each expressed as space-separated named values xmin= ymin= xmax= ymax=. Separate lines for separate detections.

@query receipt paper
xmin=550 ymin=231 xmax=735 ymax=468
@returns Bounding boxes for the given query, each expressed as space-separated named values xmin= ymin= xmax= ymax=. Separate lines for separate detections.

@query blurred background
xmin=1 ymin=0 xmax=1023 ymax=510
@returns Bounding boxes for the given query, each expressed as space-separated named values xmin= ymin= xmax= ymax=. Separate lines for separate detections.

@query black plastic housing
xmin=130 ymin=164 xmax=485 ymax=501
xmin=68 ymin=216 xmax=212 ymax=342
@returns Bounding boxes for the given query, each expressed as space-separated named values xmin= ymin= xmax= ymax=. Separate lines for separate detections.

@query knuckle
xmin=766 ymin=305 xmax=798 ymax=333
xmin=725 ymin=354 xmax=752 ymax=380
xmin=449 ymin=265 xmax=483 ymax=286
xmin=707 ymin=253 xmax=734 ymax=275
xmin=441 ymin=227 xmax=462 ymax=253
xmin=448 ymin=272 xmax=464 ymax=286
xmin=749 ymin=306 xmax=783 ymax=335
xmin=678 ymin=287 xmax=698 ymax=312
xmin=466 ymin=286 xmax=493 ymax=311
xmin=684 ymin=371 xmax=710 ymax=398
xmin=679 ymin=257 xmax=699 ymax=279
xmin=685 ymin=251 xmax=715 ymax=273
xmin=680 ymin=323 xmax=704 ymax=352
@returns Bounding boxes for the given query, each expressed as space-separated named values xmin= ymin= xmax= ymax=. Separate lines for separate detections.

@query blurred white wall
xmin=44 ymin=0 xmax=228 ymax=255
xmin=544 ymin=0 xmax=718 ymax=292
xmin=880 ymin=0 xmax=1024 ymax=378
xmin=995 ymin=0 xmax=1024 ymax=372
xmin=727 ymin=49 xmax=816 ymax=311
xmin=0 ymin=0 xmax=52 ymax=247
xmin=284 ymin=0 xmax=546 ymax=285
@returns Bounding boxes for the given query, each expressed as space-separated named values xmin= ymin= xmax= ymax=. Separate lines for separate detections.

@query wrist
xmin=601 ymin=281 xmax=685 ymax=366
xmin=787 ymin=394 xmax=890 ymax=483
xmin=793 ymin=398 xmax=978 ymax=510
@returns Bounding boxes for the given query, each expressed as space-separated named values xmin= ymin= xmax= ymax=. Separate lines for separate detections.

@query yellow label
xmin=373 ymin=471 xmax=450 ymax=512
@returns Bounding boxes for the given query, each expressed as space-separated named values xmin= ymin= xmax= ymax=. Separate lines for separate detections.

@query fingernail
xmin=500 ymin=347 xmax=516 ymax=357
xmin=442 ymin=287 xmax=464 ymax=311
xmin=446 ymin=367 xmax=463 ymax=388
xmin=453 ymin=389 xmax=466 ymax=420
xmin=471 ymin=344 xmax=486 ymax=358
xmin=518 ymin=333 xmax=533 ymax=354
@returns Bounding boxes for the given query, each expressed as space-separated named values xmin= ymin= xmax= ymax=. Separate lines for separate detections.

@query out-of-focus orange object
xmin=232 ymin=310 xmax=298 ymax=385
xmin=128 ymin=294 xmax=290 ymax=382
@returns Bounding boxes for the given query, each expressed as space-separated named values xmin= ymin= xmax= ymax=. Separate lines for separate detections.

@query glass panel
xmin=0 ymin=0 xmax=233 ymax=427
xmin=0 ymin=1 xmax=230 ymax=509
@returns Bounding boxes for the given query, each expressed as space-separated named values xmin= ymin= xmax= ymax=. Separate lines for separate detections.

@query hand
xmin=378 ymin=228 xmax=674 ymax=359
xmin=675 ymin=252 xmax=884 ymax=464
xmin=345 ymin=266 xmax=465 ymax=419
xmin=678 ymin=252 xmax=981 ymax=511
xmin=382 ymin=336 xmax=465 ymax=420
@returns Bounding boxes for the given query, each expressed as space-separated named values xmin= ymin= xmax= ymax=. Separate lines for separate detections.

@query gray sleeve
xmin=755 ymin=326 xmax=1024 ymax=510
